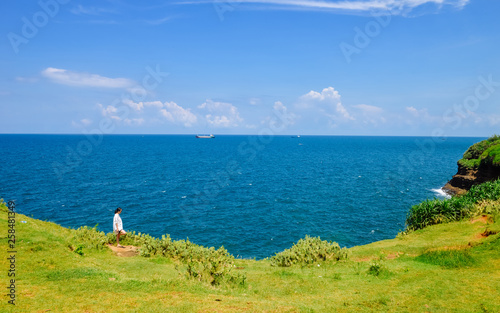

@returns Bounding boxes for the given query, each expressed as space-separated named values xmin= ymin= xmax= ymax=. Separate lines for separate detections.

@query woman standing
xmin=113 ymin=207 xmax=126 ymax=247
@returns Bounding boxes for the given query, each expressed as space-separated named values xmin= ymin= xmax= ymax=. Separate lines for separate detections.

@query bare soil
xmin=107 ymin=244 xmax=140 ymax=257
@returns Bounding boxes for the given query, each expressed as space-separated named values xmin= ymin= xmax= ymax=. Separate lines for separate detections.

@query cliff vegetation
xmin=444 ymin=135 xmax=500 ymax=194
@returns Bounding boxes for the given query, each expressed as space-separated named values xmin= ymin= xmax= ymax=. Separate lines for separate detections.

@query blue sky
xmin=0 ymin=0 xmax=499 ymax=136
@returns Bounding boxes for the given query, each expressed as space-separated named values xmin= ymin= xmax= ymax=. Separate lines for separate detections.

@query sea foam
xmin=431 ymin=188 xmax=451 ymax=199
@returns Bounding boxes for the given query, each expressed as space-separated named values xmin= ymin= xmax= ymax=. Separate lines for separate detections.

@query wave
xmin=431 ymin=188 xmax=451 ymax=199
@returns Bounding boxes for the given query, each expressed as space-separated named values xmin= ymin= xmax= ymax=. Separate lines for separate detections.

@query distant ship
xmin=195 ymin=134 xmax=215 ymax=139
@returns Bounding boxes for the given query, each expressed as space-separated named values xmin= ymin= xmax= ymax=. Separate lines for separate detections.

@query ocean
xmin=0 ymin=135 xmax=483 ymax=259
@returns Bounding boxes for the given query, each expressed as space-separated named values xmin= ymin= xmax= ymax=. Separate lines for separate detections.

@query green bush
xmin=73 ymin=225 xmax=111 ymax=250
xmin=180 ymin=246 xmax=241 ymax=286
xmin=269 ymin=235 xmax=348 ymax=267
xmin=74 ymin=245 xmax=84 ymax=256
xmin=0 ymin=199 xmax=7 ymax=212
xmin=459 ymin=135 xmax=500 ymax=169
xmin=124 ymin=232 xmax=242 ymax=286
xmin=406 ymin=179 xmax=500 ymax=230
xmin=367 ymin=261 xmax=391 ymax=277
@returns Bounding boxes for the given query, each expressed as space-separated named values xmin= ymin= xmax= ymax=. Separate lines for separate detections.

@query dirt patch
xmin=471 ymin=215 xmax=490 ymax=224
xmin=475 ymin=232 xmax=488 ymax=239
xmin=108 ymin=244 xmax=140 ymax=257
xmin=354 ymin=252 xmax=404 ymax=262
xmin=428 ymin=245 xmax=470 ymax=252
xmin=354 ymin=257 xmax=372 ymax=262
xmin=386 ymin=252 xmax=403 ymax=260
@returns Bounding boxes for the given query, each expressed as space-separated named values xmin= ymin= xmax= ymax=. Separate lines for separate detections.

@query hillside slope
xmin=1 ymin=200 xmax=499 ymax=312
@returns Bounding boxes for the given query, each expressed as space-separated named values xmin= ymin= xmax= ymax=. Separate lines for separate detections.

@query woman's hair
xmin=115 ymin=207 xmax=122 ymax=214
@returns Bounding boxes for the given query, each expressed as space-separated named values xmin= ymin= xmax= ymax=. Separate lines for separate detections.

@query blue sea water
xmin=0 ymin=135 xmax=484 ymax=259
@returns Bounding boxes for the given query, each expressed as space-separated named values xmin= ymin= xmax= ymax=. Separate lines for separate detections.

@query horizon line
xmin=0 ymin=133 xmax=490 ymax=138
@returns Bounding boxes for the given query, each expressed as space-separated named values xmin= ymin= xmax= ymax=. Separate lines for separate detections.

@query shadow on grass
xmin=415 ymin=249 xmax=476 ymax=269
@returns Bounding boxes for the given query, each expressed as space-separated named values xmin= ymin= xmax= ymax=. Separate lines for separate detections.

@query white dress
xmin=113 ymin=213 xmax=123 ymax=233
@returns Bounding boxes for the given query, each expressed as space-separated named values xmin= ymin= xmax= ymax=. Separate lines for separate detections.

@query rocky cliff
xmin=443 ymin=162 xmax=500 ymax=195
xmin=443 ymin=136 xmax=500 ymax=195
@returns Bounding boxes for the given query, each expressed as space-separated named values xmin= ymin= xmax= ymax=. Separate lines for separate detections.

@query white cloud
xmin=160 ymin=101 xmax=197 ymax=127
xmin=146 ymin=101 xmax=165 ymax=108
xmin=486 ymin=115 xmax=500 ymax=126
xmin=298 ymin=86 xmax=353 ymax=123
xmin=300 ymin=86 xmax=341 ymax=104
xmin=97 ymin=103 xmax=122 ymax=120
xmin=198 ymin=99 xmax=243 ymax=128
xmin=16 ymin=76 xmax=39 ymax=83
xmin=406 ymin=106 xmax=432 ymax=119
xmin=71 ymin=118 xmax=93 ymax=128
xmin=70 ymin=5 xmax=116 ymax=15
xmin=406 ymin=106 xmax=419 ymax=117
xmin=124 ymin=118 xmax=145 ymax=126
xmin=273 ymin=101 xmax=298 ymax=125
xmin=42 ymin=68 xmax=134 ymax=88
xmin=352 ymin=104 xmax=385 ymax=125
xmin=98 ymin=100 xmax=197 ymax=128
xmin=273 ymin=101 xmax=289 ymax=115
xmin=469 ymin=112 xmax=500 ymax=126
xmin=204 ymin=115 xmax=233 ymax=128
xmin=249 ymin=97 xmax=261 ymax=105
xmin=260 ymin=100 xmax=298 ymax=132
xmin=404 ymin=106 xmax=438 ymax=125
xmin=146 ymin=15 xmax=174 ymax=25
xmin=123 ymin=99 xmax=144 ymax=111
xmin=123 ymin=99 xmax=164 ymax=111
xmin=179 ymin=0 xmax=469 ymax=15
xmin=353 ymin=104 xmax=383 ymax=114
xmin=81 ymin=118 xmax=92 ymax=126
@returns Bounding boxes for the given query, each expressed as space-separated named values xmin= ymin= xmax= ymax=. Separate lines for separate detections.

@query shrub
xmin=180 ymin=246 xmax=240 ymax=286
xmin=74 ymin=245 xmax=84 ymax=256
xmin=406 ymin=179 xmax=500 ymax=230
xmin=367 ymin=261 xmax=391 ymax=277
xmin=0 ymin=199 xmax=7 ymax=212
xmin=70 ymin=227 xmax=243 ymax=286
xmin=73 ymin=225 xmax=111 ymax=250
xmin=269 ymin=235 xmax=348 ymax=267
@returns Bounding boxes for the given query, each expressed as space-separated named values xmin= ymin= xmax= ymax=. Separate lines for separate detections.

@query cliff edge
xmin=443 ymin=135 xmax=500 ymax=195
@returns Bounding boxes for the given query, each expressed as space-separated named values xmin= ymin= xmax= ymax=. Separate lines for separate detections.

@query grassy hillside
xmin=1 ymin=197 xmax=499 ymax=312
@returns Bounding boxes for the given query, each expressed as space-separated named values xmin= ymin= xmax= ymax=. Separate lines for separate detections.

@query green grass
xmin=1 ymin=198 xmax=499 ymax=312
xmin=458 ymin=158 xmax=481 ymax=169
xmin=415 ymin=250 xmax=477 ymax=269
xmin=480 ymin=144 xmax=500 ymax=167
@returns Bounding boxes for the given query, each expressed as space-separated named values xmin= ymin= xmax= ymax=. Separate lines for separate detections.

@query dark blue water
xmin=0 ymin=135 xmax=483 ymax=259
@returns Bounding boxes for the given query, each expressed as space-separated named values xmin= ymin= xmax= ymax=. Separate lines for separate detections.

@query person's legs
xmin=117 ymin=230 xmax=126 ymax=247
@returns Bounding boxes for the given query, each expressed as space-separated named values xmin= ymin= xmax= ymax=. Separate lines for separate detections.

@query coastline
xmin=1 ymin=135 xmax=483 ymax=259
